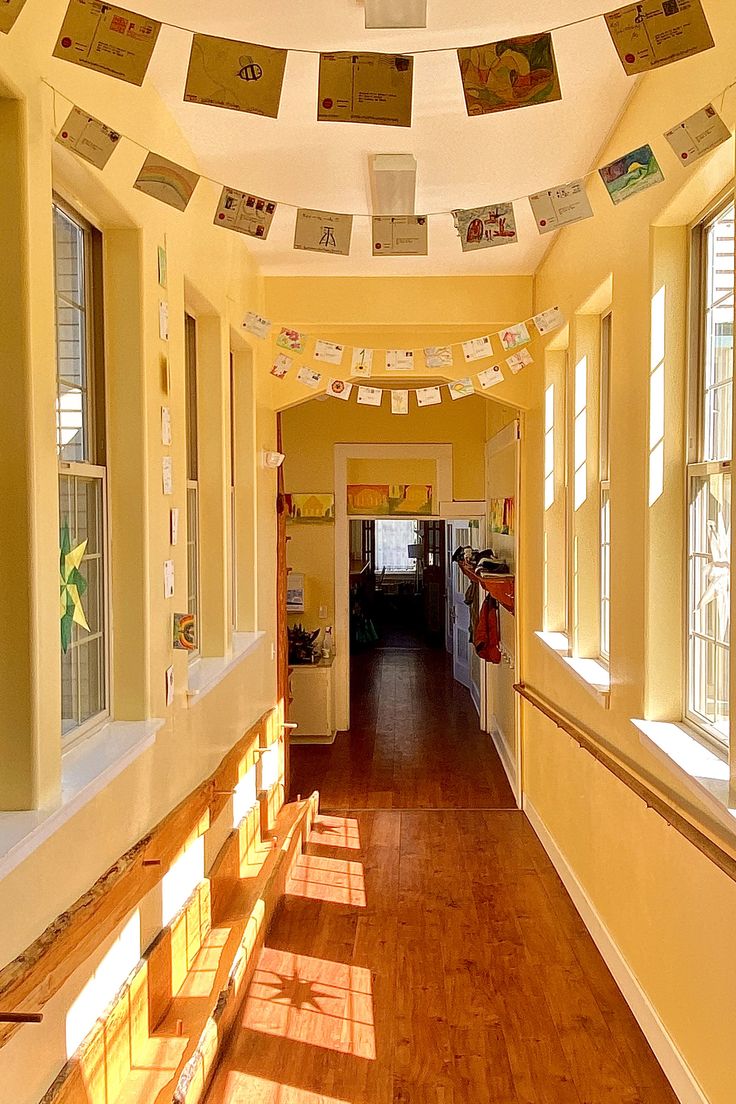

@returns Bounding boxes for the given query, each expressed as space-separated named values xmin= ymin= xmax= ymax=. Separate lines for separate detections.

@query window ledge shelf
xmin=187 ymin=631 xmax=266 ymax=703
xmin=632 ymin=718 xmax=736 ymax=836
xmin=535 ymin=631 xmax=611 ymax=707
xmin=0 ymin=718 xmax=163 ymax=882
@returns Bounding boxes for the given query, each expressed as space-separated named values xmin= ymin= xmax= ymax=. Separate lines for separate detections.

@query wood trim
xmin=0 ymin=709 xmax=275 ymax=1047
xmin=515 ymin=682 xmax=736 ymax=884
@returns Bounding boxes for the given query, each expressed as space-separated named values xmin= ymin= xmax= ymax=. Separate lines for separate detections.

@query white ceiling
xmin=144 ymin=1 xmax=634 ymax=275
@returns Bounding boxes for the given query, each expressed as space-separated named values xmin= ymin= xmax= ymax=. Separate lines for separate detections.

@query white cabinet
xmin=290 ymin=658 xmax=336 ymax=743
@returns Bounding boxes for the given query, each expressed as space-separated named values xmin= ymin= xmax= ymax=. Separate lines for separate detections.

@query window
xmin=374 ymin=520 xmax=417 ymax=574
xmin=54 ymin=200 xmax=108 ymax=744
xmin=185 ymin=313 xmax=200 ymax=656
xmin=600 ymin=313 xmax=612 ymax=661
xmin=686 ymin=199 xmax=734 ymax=747
xmin=229 ymin=353 xmax=237 ymax=630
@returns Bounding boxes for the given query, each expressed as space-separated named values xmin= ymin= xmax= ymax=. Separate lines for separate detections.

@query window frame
xmin=684 ymin=191 xmax=735 ymax=751
xmin=185 ymin=312 xmax=201 ymax=661
xmin=599 ymin=311 xmax=612 ymax=664
xmin=53 ymin=196 xmax=110 ymax=749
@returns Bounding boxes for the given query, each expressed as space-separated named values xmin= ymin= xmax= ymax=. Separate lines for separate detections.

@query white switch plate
xmin=319 ymin=605 xmax=328 ymax=619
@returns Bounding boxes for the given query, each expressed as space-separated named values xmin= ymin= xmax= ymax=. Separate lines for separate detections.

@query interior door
xmin=447 ymin=521 xmax=471 ymax=689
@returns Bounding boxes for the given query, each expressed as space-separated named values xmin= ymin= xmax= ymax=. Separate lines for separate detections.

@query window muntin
xmin=54 ymin=201 xmax=108 ymax=743
xmin=686 ymin=200 xmax=734 ymax=747
xmin=185 ymin=314 xmax=200 ymax=656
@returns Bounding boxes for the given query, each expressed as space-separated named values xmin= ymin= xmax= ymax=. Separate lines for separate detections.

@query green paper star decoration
xmin=60 ymin=524 xmax=90 ymax=653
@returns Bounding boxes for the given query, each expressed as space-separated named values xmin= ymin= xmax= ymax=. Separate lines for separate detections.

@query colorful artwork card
xmin=462 ymin=336 xmax=493 ymax=362
xmin=372 ymin=216 xmax=427 ymax=256
xmin=314 ymin=340 xmax=345 ymax=365
xmin=327 ymin=378 xmax=353 ymax=400
xmin=478 ymin=365 xmax=504 ymax=389
xmin=599 ymin=144 xmax=664 ymax=205
xmin=134 ymin=152 xmax=200 ymax=212
xmin=424 ymin=346 xmax=453 ymax=369
xmin=386 ymin=349 xmax=414 ymax=371
xmin=449 ymin=378 xmax=475 ymax=399
xmin=297 ymin=367 xmax=322 ymax=389
xmin=532 ymin=307 xmax=565 ymax=336
xmin=157 ymin=245 xmax=167 ymax=288
xmin=276 ymin=328 xmax=306 ymax=353
xmin=286 ymin=494 xmax=335 ymax=521
xmin=391 ymin=390 xmax=409 ymax=415
xmin=173 ymin=612 xmax=196 ymax=651
xmin=214 ymin=186 xmax=276 ymax=240
xmin=351 ymin=349 xmax=374 ymax=377
xmin=56 ymin=107 xmax=121 ymax=169
xmin=416 ymin=386 xmax=442 ymax=407
xmin=458 ymin=34 xmax=561 ymax=117
xmin=243 ymin=311 xmax=271 ymax=338
xmin=664 ymin=104 xmax=730 ymax=166
xmin=53 ymin=0 xmax=161 ymax=85
xmin=605 ymin=0 xmax=714 ymax=76
xmin=529 ymin=179 xmax=593 ymax=234
xmin=452 ymin=203 xmax=517 ymax=251
xmin=294 ymin=208 xmax=353 ymax=255
xmin=506 ymin=349 xmax=533 ymax=373
xmin=271 ymin=354 xmax=292 ymax=379
xmin=318 ymin=51 xmax=413 ymax=127
xmin=0 ymin=0 xmax=27 ymax=34
xmin=185 ymin=34 xmax=287 ymax=118
xmin=357 ymin=386 xmax=383 ymax=407
xmin=498 ymin=323 xmax=531 ymax=351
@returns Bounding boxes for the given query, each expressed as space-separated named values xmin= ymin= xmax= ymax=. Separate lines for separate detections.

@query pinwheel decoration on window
xmin=60 ymin=524 xmax=90 ymax=652
xmin=697 ymin=512 xmax=731 ymax=633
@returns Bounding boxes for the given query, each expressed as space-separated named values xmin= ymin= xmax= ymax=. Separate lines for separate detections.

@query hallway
xmin=204 ymin=651 xmax=677 ymax=1104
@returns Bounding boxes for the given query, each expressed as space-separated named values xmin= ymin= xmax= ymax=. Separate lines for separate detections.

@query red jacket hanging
xmin=474 ymin=595 xmax=501 ymax=664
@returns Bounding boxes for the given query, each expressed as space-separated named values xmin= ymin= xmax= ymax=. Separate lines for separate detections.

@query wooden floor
xmin=204 ymin=650 xmax=677 ymax=1104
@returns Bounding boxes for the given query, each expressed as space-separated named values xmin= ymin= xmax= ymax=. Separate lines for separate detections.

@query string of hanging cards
xmin=242 ymin=305 xmax=565 ymax=411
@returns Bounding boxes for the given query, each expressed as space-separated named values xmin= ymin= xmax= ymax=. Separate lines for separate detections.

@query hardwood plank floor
xmin=204 ymin=649 xmax=678 ymax=1104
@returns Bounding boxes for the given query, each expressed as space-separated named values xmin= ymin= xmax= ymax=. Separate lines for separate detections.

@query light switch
xmin=319 ymin=605 xmax=328 ymax=619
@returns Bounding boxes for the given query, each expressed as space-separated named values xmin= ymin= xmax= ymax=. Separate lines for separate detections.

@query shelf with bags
xmin=459 ymin=562 xmax=515 ymax=615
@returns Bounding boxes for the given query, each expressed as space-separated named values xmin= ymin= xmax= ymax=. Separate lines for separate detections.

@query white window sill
xmin=0 ymin=718 xmax=163 ymax=881
xmin=535 ymin=631 xmax=611 ymax=707
xmin=632 ymin=718 xmax=736 ymax=836
xmin=187 ymin=631 xmax=265 ymax=703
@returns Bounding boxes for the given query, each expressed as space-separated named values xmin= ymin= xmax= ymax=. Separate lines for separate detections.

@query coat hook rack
xmin=0 ymin=1012 xmax=43 ymax=1023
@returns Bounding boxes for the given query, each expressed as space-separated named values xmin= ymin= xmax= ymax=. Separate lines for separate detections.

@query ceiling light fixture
xmin=364 ymin=0 xmax=427 ymax=29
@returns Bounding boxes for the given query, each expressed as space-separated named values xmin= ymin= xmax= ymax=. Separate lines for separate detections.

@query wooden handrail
xmin=514 ymin=682 xmax=736 ymax=886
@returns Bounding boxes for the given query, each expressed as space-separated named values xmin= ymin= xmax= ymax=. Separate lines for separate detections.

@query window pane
xmin=702 ymin=204 xmax=734 ymax=463
xmin=600 ymin=487 xmax=610 ymax=660
xmin=54 ymin=205 xmax=92 ymax=463
xmin=187 ymin=484 xmax=200 ymax=654
xmin=375 ymin=520 xmax=416 ymax=573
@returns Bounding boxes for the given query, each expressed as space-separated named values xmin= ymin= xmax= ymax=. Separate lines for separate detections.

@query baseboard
xmin=488 ymin=715 xmax=520 ymax=808
xmin=523 ymin=798 xmax=709 ymax=1104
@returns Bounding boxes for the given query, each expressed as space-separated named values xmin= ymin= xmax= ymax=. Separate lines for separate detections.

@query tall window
xmin=686 ymin=199 xmax=734 ymax=747
xmin=185 ymin=314 xmax=200 ymax=656
xmin=229 ymin=353 xmax=237 ymax=630
xmin=54 ymin=200 xmax=108 ymax=744
xmin=374 ymin=520 xmax=417 ymax=574
xmin=600 ymin=313 xmax=612 ymax=661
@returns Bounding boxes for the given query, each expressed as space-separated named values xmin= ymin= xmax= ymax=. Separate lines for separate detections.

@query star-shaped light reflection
xmin=260 ymin=972 xmax=332 ymax=1012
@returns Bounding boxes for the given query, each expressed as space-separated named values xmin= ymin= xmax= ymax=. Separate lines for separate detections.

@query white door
xmin=447 ymin=521 xmax=471 ymax=689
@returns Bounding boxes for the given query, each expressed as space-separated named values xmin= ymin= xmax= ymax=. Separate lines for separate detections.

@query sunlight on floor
xmin=308 ymin=815 xmax=362 ymax=850
xmin=222 ymin=1072 xmax=350 ymax=1103
xmin=287 ymin=853 xmax=366 ymax=907
xmin=242 ymin=947 xmax=376 ymax=1059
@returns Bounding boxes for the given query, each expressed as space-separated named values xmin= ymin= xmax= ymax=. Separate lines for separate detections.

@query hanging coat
xmin=474 ymin=595 xmax=501 ymax=664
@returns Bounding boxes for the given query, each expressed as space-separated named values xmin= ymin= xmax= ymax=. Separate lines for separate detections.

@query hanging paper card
xmin=185 ymin=34 xmax=287 ymax=118
xmin=170 ymin=508 xmax=179 ymax=545
xmin=163 ymin=559 xmax=175 ymax=599
xmin=243 ymin=311 xmax=271 ymax=338
xmin=462 ymin=336 xmax=493 ymax=362
xmin=162 ymin=456 xmax=173 ymax=495
xmin=372 ymin=216 xmax=427 ymax=256
xmin=416 ymin=386 xmax=442 ymax=407
xmin=424 ymin=346 xmax=453 ymax=369
xmin=165 ymin=665 xmax=174 ymax=706
xmin=161 ymin=406 xmax=172 ymax=446
xmin=159 ymin=300 xmax=169 ymax=341
xmin=214 ymin=187 xmax=277 ymax=240
xmin=506 ymin=349 xmax=533 ymax=373
xmin=327 ymin=378 xmax=353 ymax=400
xmin=478 ymin=365 xmax=504 ymax=389
xmin=386 ymin=349 xmax=414 ymax=372
xmin=664 ymin=104 xmax=730 ymax=166
xmin=318 ymin=51 xmax=413 ymax=127
xmin=158 ymin=246 xmax=167 ymax=288
xmin=134 ymin=152 xmax=200 ymax=212
xmin=533 ymin=307 xmax=565 ymax=335
xmin=0 ymin=0 xmax=27 ymax=34
xmin=314 ymin=341 xmax=345 ymax=365
xmin=457 ymin=34 xmax=561 ymax=117
xmin=351 ymin=349 xmax=374 ymax=377
xmin=173 ymin=612 xmax=196 ymax=651
xmin=599 ymin=144 xmax=664 ymax=206
xmin=294 ymin=209 xmax=353 ymax=256
xmin=605 ymin=0 xmax=714 ymax=76
xmin=498 ymin=323 xmax=531 ymax=351
xmin=529 ymin=179 xmax=593 ymax=234
xmin=357 ymin=386 xmax=383 ymax=406
xmin=271 ymin=354 xmax=292 ymax=379
xmin=449 ymin=378 xmax=475 ymax=399
xmin=452 ymin=203 xmax=517 ymax=251
xmin=297 ymin=367 xmax=321 ymax=389
xmin=56 ymin=107 xmax=121 ymax=169
xmin=277 ymin=328 xmax=305 ymax=353
xmin=391 ymin=390 xmax=409 ymax=415
xmin=53 ymin=1 xmax=161 ymax=85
